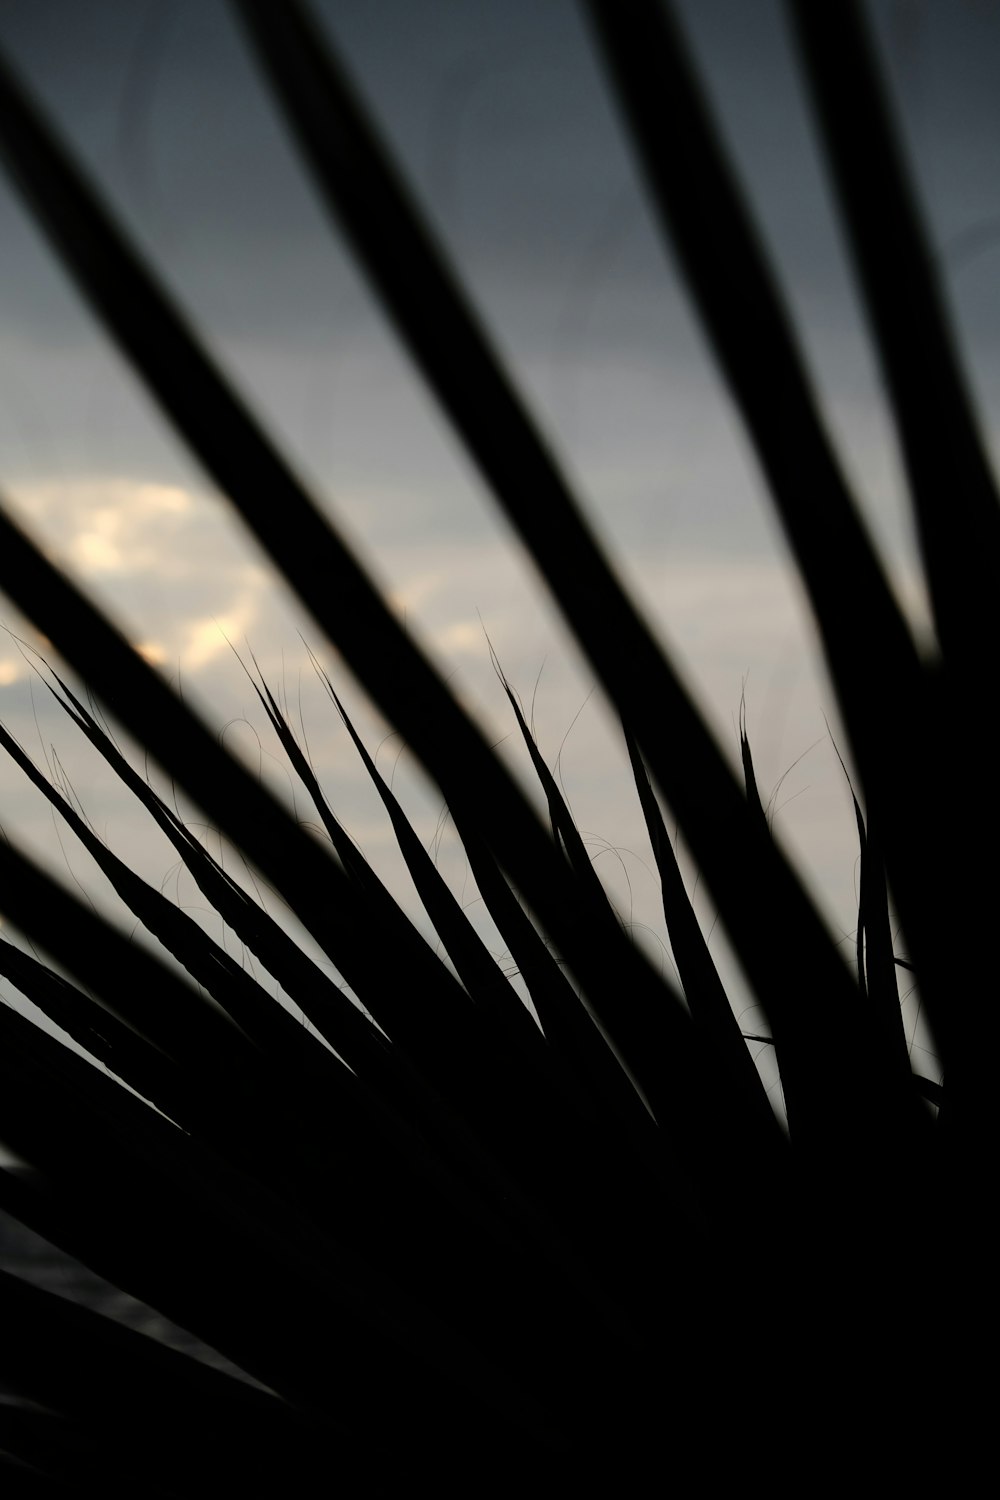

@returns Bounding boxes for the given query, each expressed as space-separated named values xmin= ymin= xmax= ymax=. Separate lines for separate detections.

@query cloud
xmin=15 ymin=478 xmax=196 ymax=581
xmin=181 ymin=603 xmax=260 ymax=671
xmin=6 ymin=474 xmax=275 ymax=678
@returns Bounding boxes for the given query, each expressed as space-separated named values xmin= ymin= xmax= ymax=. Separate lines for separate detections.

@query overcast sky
xmin=1 ymin=0 xmax=998 ymax=1087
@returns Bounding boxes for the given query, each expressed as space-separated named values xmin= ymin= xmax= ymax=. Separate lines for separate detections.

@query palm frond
xmin=0 ymin=1 xmax=986 ymax=1491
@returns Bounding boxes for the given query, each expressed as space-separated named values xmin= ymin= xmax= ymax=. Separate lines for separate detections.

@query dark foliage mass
xmin=0 ymin=2 xmax=990 ymax=1492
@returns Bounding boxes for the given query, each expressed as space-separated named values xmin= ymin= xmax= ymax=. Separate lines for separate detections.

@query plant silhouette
xmin=0 ymin=2 xmax=988 ymax=1493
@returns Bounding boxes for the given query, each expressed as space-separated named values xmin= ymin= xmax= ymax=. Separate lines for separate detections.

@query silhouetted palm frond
xmin=0 ymin=2 xmax=988 ymax=1492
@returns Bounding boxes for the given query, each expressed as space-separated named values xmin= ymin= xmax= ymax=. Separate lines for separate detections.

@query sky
xmin=1 ymin=0 xmax=998 ymax=1092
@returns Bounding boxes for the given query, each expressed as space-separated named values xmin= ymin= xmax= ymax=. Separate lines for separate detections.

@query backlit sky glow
xmin=2 ymin=1 xmax=999 ymax=1098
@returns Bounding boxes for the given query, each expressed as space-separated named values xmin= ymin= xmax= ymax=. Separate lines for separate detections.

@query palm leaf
xmin=0 ymin=1 xmax=981 ymax=1489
